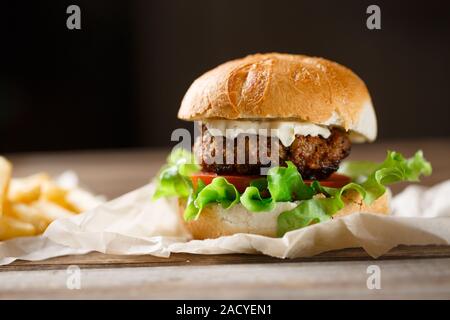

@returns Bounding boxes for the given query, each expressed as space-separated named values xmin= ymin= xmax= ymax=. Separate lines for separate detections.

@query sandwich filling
xmin=153 ymin=148 xmax=432 ymax=236
xmin=195 ymin=122 xmax=351 ymax=179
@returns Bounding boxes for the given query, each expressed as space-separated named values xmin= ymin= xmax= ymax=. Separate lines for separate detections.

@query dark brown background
xmin=2 ymin=0 xmax=450 ymax=153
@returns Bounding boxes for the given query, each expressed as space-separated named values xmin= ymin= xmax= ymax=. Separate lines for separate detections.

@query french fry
xmin=0 ymin=215 xmax=36 ymax=241
xmin=8 ymin=173 xmax=50 ymax=204
xmin=9 ymin=203 xmax=51 ymax=234
xmin=0 ymin=157 xmax=12 ymax=216
xmin=0 ymin=156 xmax=103 ymax=241
xmin=41 ymin=180 xmax=79 ymax=213
xmin=32 ymin=200 xmax=76 ymax=221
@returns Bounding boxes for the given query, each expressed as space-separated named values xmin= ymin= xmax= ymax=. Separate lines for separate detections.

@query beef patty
xmin=194 ymin=125 xmax=351 ymax=180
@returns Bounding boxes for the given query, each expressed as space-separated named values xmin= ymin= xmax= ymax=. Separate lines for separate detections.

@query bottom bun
xmin=179 ymin=190 xmax=390 ymax=239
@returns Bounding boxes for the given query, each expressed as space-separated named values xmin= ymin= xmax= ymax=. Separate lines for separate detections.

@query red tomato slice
xmin=191 ymin=172 xmax=351 ymax=193
xmin=304 ymin=173 xmax=351 ymax=188
xmin=191 ymin=173 xmax=260 ymax=193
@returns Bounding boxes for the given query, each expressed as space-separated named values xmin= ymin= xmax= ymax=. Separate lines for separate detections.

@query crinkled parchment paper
xmin=1 ymin=180 xmax=450 ymax=265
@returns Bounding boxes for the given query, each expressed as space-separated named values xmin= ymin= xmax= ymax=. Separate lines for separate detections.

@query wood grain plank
xmin=2 ymin=258 xmax=450 ymax=299
xmin=2 ymin=245 xmax=450 ymax=271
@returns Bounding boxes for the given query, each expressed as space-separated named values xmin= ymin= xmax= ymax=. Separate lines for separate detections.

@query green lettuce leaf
xmin=338 ymin=161 xmax=380 ymax=182
xmin=241 ymin=186 xmax=275 ymax=212
xmin=267 ymin=161 xmax=314 ymax=201
xmin=361 ymin=150 xmax=432 ymax=204
xmin=184 ymin=179 xmax=206 ymax=221
xmin=185 ymin=177 xmax=240 ymax=221
xmin=277 ymin=150 xmax=432 ymax=236
xmin=338 ymin=150 xmax=431 ymax=184
xmin=277 ymin=197 xmax=334 ymax=235
xmin=152 ymin=148 xmax=200 ymax=200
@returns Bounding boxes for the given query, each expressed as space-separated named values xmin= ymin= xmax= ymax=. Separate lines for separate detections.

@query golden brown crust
xmin=178 ymin=53 xmax=375 ymax=137
xmin=179 ymin=192 xmax=390 ymax=240
xmin=331 ymin=191 xmax=390 ymax=218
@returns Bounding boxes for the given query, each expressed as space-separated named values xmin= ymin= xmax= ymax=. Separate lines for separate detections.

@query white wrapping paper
xmin=1 ymin=180 xmax=450 ymax=265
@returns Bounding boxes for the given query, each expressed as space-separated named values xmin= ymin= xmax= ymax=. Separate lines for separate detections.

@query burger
xmin=153 ymin=53 xmax=431 ymax=239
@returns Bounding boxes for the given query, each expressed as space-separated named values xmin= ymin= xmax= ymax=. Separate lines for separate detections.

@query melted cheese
xmin=203 ymin=120 xmax=331 ymax=147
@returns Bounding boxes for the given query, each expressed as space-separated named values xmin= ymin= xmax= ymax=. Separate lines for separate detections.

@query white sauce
xmin=204 ymin=120 xmax=331 ymax=147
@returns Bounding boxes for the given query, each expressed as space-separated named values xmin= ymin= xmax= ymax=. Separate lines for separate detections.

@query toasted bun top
xmin=178 ymin=53 xmax=377 ymax=141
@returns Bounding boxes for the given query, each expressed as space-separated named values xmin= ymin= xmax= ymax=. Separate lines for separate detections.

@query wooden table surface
xmin=1 ymin=138 xmax=450 ymax=299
